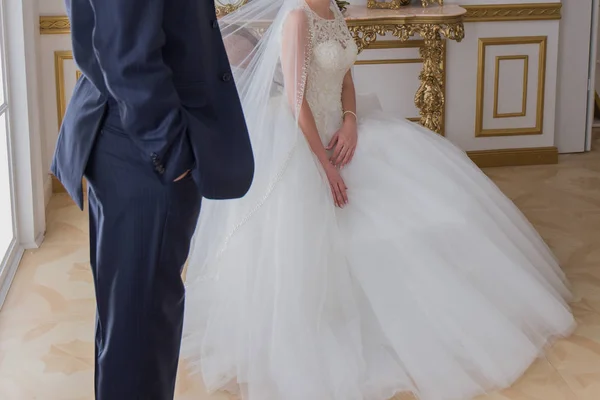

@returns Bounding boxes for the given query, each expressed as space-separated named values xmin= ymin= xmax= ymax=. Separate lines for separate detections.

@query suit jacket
xmin=52 ymin=0 xmax=255 ymax=209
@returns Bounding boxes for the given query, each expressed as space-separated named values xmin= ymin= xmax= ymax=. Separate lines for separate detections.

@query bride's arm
xmin=297 ymin=98 xmax=332 ymax=167
xmin=329 ymin=70 xmax=358 ymax=167
xmin=281 ymin=10 xmax=330 ymax=168
xmin=341 ymin=70 xmax=357 ymax=123
xmin=281 ymin=9 xmax=348 ymax=207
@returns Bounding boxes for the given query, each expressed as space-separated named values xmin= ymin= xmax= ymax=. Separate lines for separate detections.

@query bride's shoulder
xmin=283 ymin=7 xmax=311 ymax=32
xmin=286 ymin=6 xmax=310 ymax=22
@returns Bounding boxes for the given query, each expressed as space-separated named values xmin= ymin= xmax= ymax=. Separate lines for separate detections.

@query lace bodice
xmin=303 ymin=4 xmax=358 ymax=142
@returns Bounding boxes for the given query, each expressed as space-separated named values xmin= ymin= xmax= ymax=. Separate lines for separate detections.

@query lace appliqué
xmin=304 ymin=4 xmax=352 ymax=51
xmin=303 ymin=3 xmax=358 ymax=143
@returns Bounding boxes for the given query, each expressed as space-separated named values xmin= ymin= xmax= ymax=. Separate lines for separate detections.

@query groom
xmin=51 ymin=1 xmax=254 ymax=399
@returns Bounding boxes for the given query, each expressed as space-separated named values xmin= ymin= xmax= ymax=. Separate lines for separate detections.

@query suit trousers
xmin=85 ymin=124 xmax=201 ymax=399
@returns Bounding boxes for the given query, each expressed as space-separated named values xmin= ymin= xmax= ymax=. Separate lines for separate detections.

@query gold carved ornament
xmin=420 ymin=0 xmax=443 ymax=6
xmin=348 ymin=20 xmax=464 ymax=134
xmin=463 ymin=4 xmax=561 ymax=22
xmin=215 ymin=0 xmax=248 ymax=18
xmin=39 ymin=16 xmax=71 ymax=35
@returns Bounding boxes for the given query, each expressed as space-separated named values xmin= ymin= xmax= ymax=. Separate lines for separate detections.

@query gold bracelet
xmin=342 ymin=110 xmax=357 ymax=121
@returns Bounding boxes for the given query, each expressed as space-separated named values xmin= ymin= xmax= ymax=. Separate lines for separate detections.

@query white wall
xmin=39 ymin=0 xmax=65 ymax=15
xmin=555 ymin=0 xmax=593 ymax=153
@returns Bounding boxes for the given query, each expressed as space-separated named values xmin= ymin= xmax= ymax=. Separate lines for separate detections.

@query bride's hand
xmin=324 ymin=163 xmax=348 ymax=208
xmin=327 ymin=119 xmax=357 ymax=168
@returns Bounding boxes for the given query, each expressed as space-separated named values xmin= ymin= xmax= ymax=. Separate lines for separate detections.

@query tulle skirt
xmin=182 ymin=109 xmax=575 ymax=400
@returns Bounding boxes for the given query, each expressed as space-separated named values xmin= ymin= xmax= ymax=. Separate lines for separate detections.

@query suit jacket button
xmin=212 ymin=20 xmax=219 ymax=29
xmin=222 ymin=72 xmax=232 ymax=82
xmin=156 ymin=165 xmax=165 ymax=175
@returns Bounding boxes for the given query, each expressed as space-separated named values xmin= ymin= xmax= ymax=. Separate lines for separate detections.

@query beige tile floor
xmin=1 ymin=142 xmax=600 ymax=400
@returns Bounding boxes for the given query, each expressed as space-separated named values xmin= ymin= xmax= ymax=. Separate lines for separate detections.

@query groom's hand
xmin=174 ymin=170 xmax=191 ymax=182
xmin=90 ymin=0 xmax=195 ymax=185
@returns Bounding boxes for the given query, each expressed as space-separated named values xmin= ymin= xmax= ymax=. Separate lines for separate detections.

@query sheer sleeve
xmin=280 ymin=9 xmax=312 ymax=116
xmin=184 ymin=0 xmax=313 ymax=284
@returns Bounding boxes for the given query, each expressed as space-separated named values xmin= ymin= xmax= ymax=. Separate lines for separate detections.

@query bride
xmin=181 ymin=0 xmax=575 ymax=399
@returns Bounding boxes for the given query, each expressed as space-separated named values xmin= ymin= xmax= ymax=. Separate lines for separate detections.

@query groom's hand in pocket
xmin=174 ymin=170 xmax=191 ymax=182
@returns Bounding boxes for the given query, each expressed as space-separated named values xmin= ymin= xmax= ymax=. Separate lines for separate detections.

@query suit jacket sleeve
xmin=88 ymin=0 xmax=193 ymax=182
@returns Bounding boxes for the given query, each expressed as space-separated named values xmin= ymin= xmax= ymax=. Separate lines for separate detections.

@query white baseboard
xmin=20 ymin=230 xmax=45 ymax=250
xmin=33 ymin=230 xmax=45 ymax=248
xmin=0 ymin=240 xmax=25 ymax=310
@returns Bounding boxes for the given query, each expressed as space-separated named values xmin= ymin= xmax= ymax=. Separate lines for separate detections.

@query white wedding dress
xmin=182 ymin=4 xmax=575 ymax=400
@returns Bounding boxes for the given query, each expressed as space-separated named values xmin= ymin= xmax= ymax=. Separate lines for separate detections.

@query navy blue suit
xmin=51 ymin=0 xmax=254 ymax=399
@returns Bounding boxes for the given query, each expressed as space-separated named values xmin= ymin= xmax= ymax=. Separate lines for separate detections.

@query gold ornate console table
xmin=345 ymin=5 xmax=466 ymax=134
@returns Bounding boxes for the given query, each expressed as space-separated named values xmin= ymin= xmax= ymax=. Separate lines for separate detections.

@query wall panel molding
xmin=54 ymin=50 xmax=82 ymax=127
xmin=493 ymin=55 xmax=529 ymax=119
xmin=475 ymin=36 xmax=547 ymax=137
xmin=54 ymin=50 xmax=73 ymax=128
xmin=39 ymin=16 xmax=70 ymax=34
xmin=52 ymin=50 xmax=82 ymax=193
xmin=463 ymin=3 xmax=561 ymax=22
